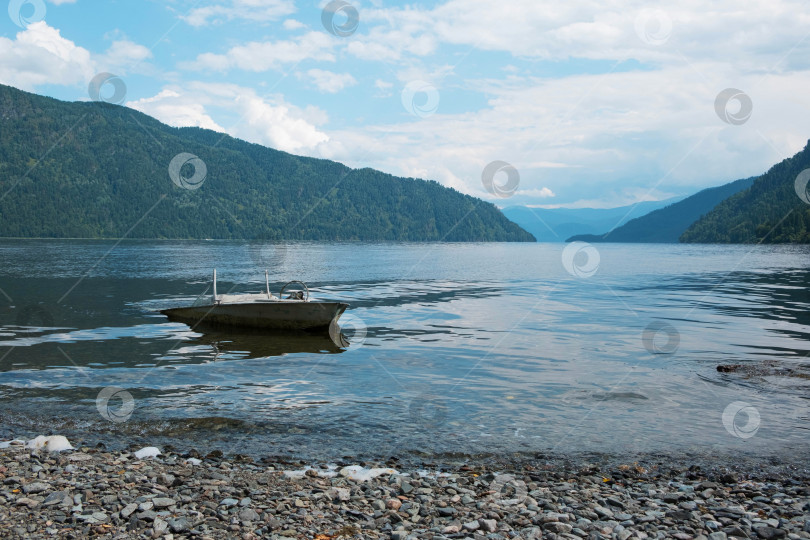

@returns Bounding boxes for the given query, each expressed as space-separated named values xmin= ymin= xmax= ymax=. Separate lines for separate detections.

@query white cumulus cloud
xmin=519 ymin=187 xmax=555 ymax=198
xmin=181 ymin=31 xmax=335 ymax=72
xmin=98 ymin=39 xmax=152 ymax=70
xmin=182 ymin=0 xmax=296 ymax=27
xmin=128 ymin=83 xmax=329 ymax=154
xmin=302 ymin=69 xmax=357 ymax=93
xmin=0 ymin=22 xmax=93 ymax=89
xmin=127 ymin=89 xmax=225 ymax=132
xmin=0 ymin=22 xmax=152 ymax=93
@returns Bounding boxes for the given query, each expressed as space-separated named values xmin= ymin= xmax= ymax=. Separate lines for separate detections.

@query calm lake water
xmin=0 ymin=240 xmax=808 ymax=464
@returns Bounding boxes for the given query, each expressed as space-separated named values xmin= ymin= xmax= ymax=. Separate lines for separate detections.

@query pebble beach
xmin=1 ymin=439 xmax=809 ymax=540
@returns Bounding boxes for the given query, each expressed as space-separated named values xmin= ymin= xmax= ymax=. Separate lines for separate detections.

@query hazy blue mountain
xmin=681 ymin=141 xmax=810 ymax=243
xmin=0 ymin=84 xmax=533 ymax=242
xmin=568 ymin=177 xmax=755 ymax=243
xmin=502 ymin=197 xmax=684 ymax=242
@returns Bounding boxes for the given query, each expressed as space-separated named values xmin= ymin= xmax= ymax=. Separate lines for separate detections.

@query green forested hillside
xmin=566 ymin=177 xmax=755 ymax=243
xmin=680 ymin=141 xmax=810 ymax=243
xmin=0 ymin=84 xmax=533 ymax=241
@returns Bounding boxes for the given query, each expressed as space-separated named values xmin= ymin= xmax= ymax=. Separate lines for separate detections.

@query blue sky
xmin=2 ymin=0 xmax=810 ymax=208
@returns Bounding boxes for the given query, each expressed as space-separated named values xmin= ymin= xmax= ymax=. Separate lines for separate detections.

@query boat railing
xmin=202 ymin=269 xmax=282 ymax=305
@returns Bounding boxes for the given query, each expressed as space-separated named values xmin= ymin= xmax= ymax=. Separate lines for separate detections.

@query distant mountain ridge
xmin=568 ymin=177 xmax=756 ymax=243
xmin=680 ymin=141 xmax=810 ymax=243
xmin=502 ymin=197 xmax=684 ymax=242
xmin=0 ymin=84 xmax=533 ymax=242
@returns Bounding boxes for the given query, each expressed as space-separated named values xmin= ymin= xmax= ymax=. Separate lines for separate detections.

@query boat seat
xmin=216 ymin=293 xmax=277 ymax=303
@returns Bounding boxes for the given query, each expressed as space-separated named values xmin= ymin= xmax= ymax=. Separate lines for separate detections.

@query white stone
xmin=338 ymin=465 xmax=398 ymax=482
xmin=134 ymin=447 xmax=161 ymax=459
xmin=45 ymin=436 xmax=73 ymax=452
xmin=26 ymin=435 xmax=73 ymax=452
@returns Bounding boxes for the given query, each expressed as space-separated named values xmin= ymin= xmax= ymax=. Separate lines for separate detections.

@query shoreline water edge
xmin=0 ymin=436 xmax=808 ymax=540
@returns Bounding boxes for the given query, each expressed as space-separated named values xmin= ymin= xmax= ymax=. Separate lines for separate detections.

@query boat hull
xmin=161 ymin=301 xmax=348 ymax=330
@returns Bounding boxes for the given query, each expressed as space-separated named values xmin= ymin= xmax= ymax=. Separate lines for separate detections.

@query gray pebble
xmin=168 ymin=517 xmax=190 ymax=533
xmin=238 ymin=508 xmax=260 ymax=522
xmin=22 ymin=482 xmax=50 ymax=494
xmin=152 ymin=497 xmax=176 ymax=508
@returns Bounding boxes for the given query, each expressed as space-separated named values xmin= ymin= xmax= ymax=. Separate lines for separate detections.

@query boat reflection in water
xmin=183 ymin=320 xmax=351 ymax=361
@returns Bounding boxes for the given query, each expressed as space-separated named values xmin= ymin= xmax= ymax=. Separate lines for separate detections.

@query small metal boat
xmin=161 ymin=270 xmax=348 ymax=331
